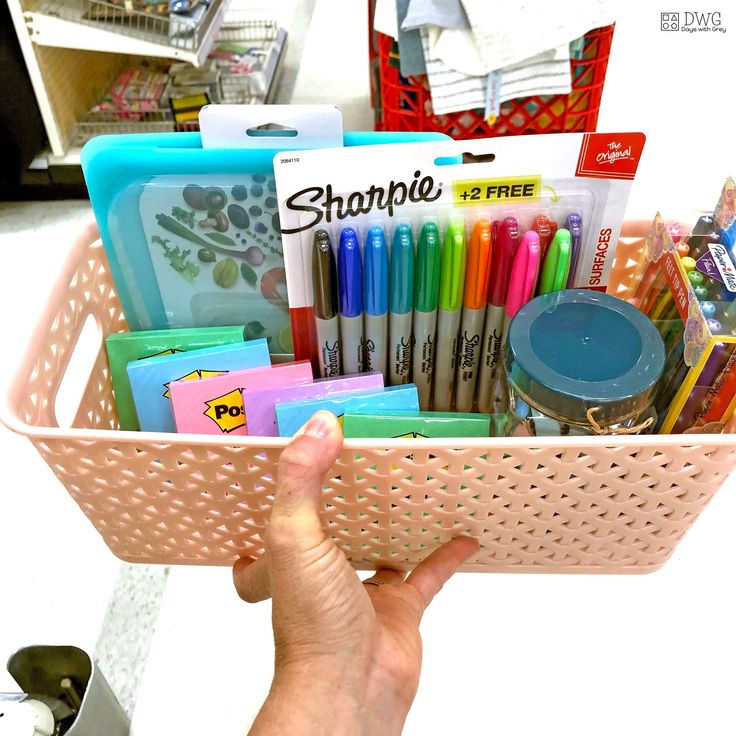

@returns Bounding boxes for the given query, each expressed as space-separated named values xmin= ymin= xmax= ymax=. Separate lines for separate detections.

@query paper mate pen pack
xmin=170 ymin=360 xmax=313 ymax=435
xmin=276 ymin=384 xmax=420 ymax=437
xmin=630 ymin=181 xmax=736 ymax=434
xmin=81 ymin=105 xmax=448 ymax=347
xmin=274 ymin=133 xmax=644 ymax=413
xmin=342 ymin=411 xmax=491 ymax=438
xmin=106 ymin=324 xmax=248 ymax=430
xmin=128 ymin=338 xmax=270 ymax=433
xmin=243 ymin=372 xmax=384 ymax=437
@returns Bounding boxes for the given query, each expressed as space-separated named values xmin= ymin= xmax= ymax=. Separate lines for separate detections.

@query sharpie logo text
xmin=283 ymin=171 xmax=442 ymax=233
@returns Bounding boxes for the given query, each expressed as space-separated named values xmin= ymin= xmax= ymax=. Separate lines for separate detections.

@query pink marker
xmin=495 ymin=230 xmax=541 ymax=411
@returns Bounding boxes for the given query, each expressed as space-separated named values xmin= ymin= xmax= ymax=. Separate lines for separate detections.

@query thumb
xmin=267 ymin=411 xmax=342 ymax=547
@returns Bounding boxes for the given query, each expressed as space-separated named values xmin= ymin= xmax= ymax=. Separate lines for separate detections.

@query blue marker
xmin=363 ymin=225 xmax=389 ymax=376
xmin=566 ymin=212 xmax=583 ymax=287
xmin=338 ymin=226 xmax=364 ymax=374
xmin=388 ymin=224 xmax=414 ymax=385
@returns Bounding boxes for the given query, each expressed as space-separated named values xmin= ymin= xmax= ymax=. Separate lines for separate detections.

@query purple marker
xmin=707 ymin=319 xmax=722 ymax=333
xmin=565 ymin=212 xmax=583 ymax=287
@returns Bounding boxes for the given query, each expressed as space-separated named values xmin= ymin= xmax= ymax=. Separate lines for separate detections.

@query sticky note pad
xmin=276 ymin=384 xmax=419 ymax=437
xmin=128 ymin=338 xmax=270 ymax=433
xmin=243 ymin=372 xmax=384 ymax=437
xmin=170 ymin=361 xmax=313 ymax=435
xmin=342 ymin=411 xmax=491 ymax=438
xmin=106 ymin=325 xmax=247 ymax=430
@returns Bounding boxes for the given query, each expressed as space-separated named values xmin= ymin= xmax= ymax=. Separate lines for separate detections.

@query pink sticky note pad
xmin=242 ymin=372 xmax=385 ymax=437
xmin=170 ymin=360 xmax=313 ymax=435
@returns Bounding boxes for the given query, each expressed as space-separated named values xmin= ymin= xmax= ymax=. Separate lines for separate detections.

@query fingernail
xmin=304 ymin=411 xmax=335 ymax=438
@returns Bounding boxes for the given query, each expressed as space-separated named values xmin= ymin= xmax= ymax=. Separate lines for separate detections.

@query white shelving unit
xmin=6 ymin=0 xmax=284 ymax=163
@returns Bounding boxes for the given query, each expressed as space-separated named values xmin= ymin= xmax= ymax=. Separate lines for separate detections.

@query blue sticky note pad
xmin=128 ymin=338 xmax=270 ymax=433
xmin=276 ymin=384 xmax=419 ymax=437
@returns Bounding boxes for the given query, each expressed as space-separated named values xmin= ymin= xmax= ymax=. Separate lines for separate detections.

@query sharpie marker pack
xmin=632 ymin=179 xmax=736 ymax=434
xmin=274 ymin=133 xmax=645 ymax=412
xmin=81 ymin=105 xmax=448 ymax=351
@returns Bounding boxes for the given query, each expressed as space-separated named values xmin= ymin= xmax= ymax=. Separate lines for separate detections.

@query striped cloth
xmin=421 ymin=29 xmax=572 ymax=116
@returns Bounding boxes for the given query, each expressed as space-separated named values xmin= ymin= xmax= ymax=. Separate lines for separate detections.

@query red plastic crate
xmin=369 ymin=15 xmax=614 ymax=139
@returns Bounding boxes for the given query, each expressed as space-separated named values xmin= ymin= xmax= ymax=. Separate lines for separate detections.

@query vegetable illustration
xmin=198 ymin=247 xmax=216 ymax=262
xmin=156 ymin=213 xmax=251 ymax=259
xmin=227 ymin=204 xmax=250 ymax=229
xmin=183 ymin=184 xmax=208 ymax=210
xmin=231 ymin=185 xmax=248 ymax=201
xmin=241 ymin=262 xmax=257 ymax=288
xmin=205 ymin=187 xmax=227 ymax=210
xmin=245 ymin=320 xmax=266 ymax=340
xmin=205 ymin=232 xmax=236 ymax=246
xmin=213 ymin=258 xmax=238 ymax=288
xmin=171 ymin=206 xmax=195 ymax=228
xmin=152 ymin=235 xmax=200 ymax=283
xmin=245 ymin=246 xmax=264 ymax=266
xmin=260 ymin=267 xmax=288 ymax=311
xmin=198 ymin=209 xmax=229 ymax=232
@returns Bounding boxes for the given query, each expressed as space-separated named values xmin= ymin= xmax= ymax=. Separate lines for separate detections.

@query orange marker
xmin=455 ymin=219 xmax=493 ymax=412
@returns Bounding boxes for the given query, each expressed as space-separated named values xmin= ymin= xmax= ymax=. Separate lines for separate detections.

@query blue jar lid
xmin=505 ymin=290 xmax=665 ymax=426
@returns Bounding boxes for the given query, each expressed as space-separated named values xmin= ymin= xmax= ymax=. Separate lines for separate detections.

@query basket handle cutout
xmin=54 ymin=313 xmax=103 ymax=428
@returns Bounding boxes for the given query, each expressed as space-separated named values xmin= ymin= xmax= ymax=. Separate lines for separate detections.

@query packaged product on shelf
xmin=630 ymin=179 xmax=736 ymax=433
xmin=274 ymin=132 xmax=646 ymax=413
xmin=342 ymin=411 xmax=492 ymax=438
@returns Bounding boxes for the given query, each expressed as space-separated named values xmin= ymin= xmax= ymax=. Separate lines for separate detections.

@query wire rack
xmin=38 ymin=0 xmax=224 ymax=51
xmin=72 ymin=18 xmax=280 ymax=145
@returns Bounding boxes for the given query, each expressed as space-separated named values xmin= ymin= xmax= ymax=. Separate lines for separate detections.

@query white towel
xmin=460 ymin=0 xmax=614 ymax=72
xmin=422 ymin=29 xmax=572 ymax=116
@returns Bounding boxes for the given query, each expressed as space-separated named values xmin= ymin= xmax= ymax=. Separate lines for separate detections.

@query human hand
xmin=233 ymin=410 xmax=478 ymax=736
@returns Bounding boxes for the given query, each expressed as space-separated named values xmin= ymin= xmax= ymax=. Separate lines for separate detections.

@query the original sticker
xmin=204 ymin=388 xmax=246 ymax=433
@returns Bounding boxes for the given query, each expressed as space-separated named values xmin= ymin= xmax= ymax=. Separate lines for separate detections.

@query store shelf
xmin=24 ymin=0 xmax=232 ymax=66
xmin=69 ymin=22 xmax=285 ymax=145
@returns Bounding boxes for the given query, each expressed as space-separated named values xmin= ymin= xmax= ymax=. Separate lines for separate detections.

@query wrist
xmin=250 ymin=660 xmax=407 ymax=736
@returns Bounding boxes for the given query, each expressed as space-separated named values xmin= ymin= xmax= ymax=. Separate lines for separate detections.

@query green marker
xmin=412 ymin=221 xmax=442 ymax=410
xmin=433 ymin=219 xmax=467 ymax=411
xmin=537 ymin=228 xmax=572 ymax=295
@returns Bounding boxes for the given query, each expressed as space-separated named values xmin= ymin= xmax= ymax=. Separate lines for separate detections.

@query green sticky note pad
xmin=106 ymin=325 xmax=247 ymax=430
xmin=342 ymin=411 xmax=491 ymax=438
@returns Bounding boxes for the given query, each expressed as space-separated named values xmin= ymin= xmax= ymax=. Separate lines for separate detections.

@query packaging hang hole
xmin=198 ymin=104 xmax=343 ymax=149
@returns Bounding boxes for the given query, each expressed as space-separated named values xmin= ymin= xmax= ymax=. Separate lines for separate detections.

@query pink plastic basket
xmin=2 ymin=221 xmax=735 ymax=572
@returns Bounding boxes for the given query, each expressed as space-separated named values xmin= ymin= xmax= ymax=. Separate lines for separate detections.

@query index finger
xmin=404 ymin=536 xmax=479 ymax=613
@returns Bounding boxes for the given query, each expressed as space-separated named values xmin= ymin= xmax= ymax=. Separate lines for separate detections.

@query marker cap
xmin=463 ymin=219 xmax=492 ymax=309
xmin=312 ymin=229 xmax=337 ymax=319
xmin=439 ymin=219 xmax=467 ymax=311
xmin=390 ymin=223 xmax=414 ymax=314
xmin=487 ymin=217 xmax=519 ymax=306
xmin=538 ymin=228 xmax=571 ymax=295
xmin=414 ymin=221 xmax=441 ymax=313
xmin=364 ymin=225 xmax=389 ymax=316
xmin=338 ymin=226 xmax=363 ymax=318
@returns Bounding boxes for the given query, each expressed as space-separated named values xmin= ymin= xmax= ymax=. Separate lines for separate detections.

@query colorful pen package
xmin=629 ymin=179 xmax=736 ymax=434
xmin=81 ymin=105 xmax=448 ymax=348
xmin=274 ymin=133 xmax=645 ymax=413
